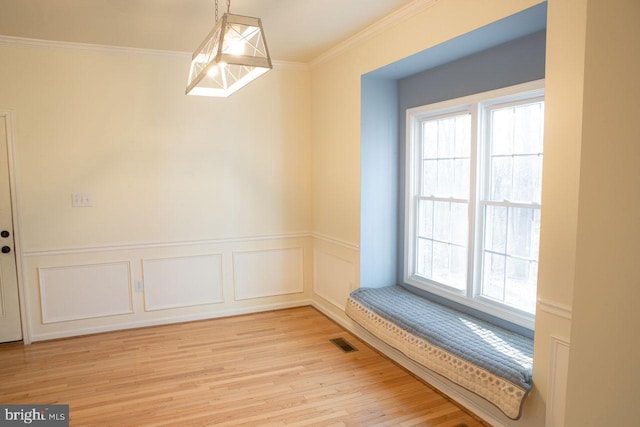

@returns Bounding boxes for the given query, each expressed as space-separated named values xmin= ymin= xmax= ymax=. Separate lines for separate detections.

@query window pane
xmin=418 ymin=200 xmax=433 ymax=239
xmin=481 ymin=205 xmax=540 ymax=314
xmin=437 ymin=159 xmax=455 ymax=196
xmin=451 ymin=203 xmax=468 ymax=246
xmin=505 ymin=258 xmax=537 ymax=313
xmin=482 ymin=253 xmax=505 ymax=300
xmin=454 ymin=158 xmax=470 ymax=199
xmin=423 ymin=121 xmax=438 ymax=159
xmin=432 ymin=241 xmax=466 ymax=291
xmin=416 ymin=238 xmax=433 ymax=278
xmin=490 ymin=156 xmax=512 ymax=201
xmin=491 ymin=108 xmax=514 ymax=155
xmin=531 ymin=210 xmax=541 ymax=262
xmin=421 ymin=114 xmax=471 ymax=199
xmin=484 ymin=205 xmax=507 ymax=253
xmin=512 ymin=155 xmax=542 ymax=203
xmin=455 ymin=115 xmax=471 ymax=158
xmin=514 ymin=102 xmax=544 ymax=154
xmin=415 ymin=200 xmax=468 ymax=290
xmin=423 ymin=160 xmax=437 ymax=196
xmin=437 ymin=117 xmax=456 ymax=158
xmin=449 ymin=245 xmax=468 ymax=289
xmin=433 ymin=201 xmax=450 ymax=242
xmin=507 ymin=207 xmax=536 ymax=259
xmin=432 ymin=240 xmax=449 ymax=282
xmin=489 ymin=101 xmax=544 ymax=204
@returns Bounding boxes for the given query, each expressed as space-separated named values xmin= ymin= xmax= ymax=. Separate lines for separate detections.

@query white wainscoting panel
xmin=547 ymin=336 xmax=571 ymax=427
xmin=233 ymin=248 xmax=304 ymax=300
xmin=39 ymin=262 xmax=132 ymax=323
xmin=313 ymin=250 xmax=355 ymax=310
xmin=143 ymin=254 xmax=223 ymax=311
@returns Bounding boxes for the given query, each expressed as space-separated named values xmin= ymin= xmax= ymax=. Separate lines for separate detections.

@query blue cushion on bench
xmin=346 ymin=285 xmax=533 ymax=419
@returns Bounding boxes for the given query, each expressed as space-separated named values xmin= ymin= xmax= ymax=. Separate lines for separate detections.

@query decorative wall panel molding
xmin=23 ymin=232 xmax=310 ymax=257
xmin=546 ymin=336 xmax=570 ymax=427
xmin=537 ymin=298 xmax=573 ymax=320
xmin=142 ymin=254 xmax=223 ymax=311
xmin=233 ymin=248 xmax=304 ymax=300
xmin=311 ymin=232 xmax=359 ymax=251
xmin=39 ymin=262 xmax=132 ymax=323
xmin=313 ymin=250 xmax=355 ymax=309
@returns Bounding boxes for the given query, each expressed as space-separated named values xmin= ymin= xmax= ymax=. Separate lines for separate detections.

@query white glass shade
xmin=186 ymin=13 xmax=272 ymax=97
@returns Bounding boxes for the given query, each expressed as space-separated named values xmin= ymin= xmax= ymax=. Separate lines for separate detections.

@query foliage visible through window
xmin=405 ymin=81 xmax=544 ymax=327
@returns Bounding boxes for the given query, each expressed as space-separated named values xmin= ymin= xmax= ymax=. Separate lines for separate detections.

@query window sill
xmin=404 ymin=275 xmax=535 ymax=332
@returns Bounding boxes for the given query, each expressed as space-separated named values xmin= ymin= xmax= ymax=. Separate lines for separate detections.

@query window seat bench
xmin=346 ymin=285 xmax=533 ymax=420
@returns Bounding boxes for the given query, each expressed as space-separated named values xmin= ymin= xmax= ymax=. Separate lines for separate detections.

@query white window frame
xmin=404 ymin=80 xmax=544 ymax=329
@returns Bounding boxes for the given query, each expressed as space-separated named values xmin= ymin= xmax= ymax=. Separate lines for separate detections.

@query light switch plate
xmin=72 ymin=193 xmax=94 ymax=207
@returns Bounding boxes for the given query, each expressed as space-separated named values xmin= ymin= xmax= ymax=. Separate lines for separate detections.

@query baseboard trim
xmin=30 ymin=299 xmax=312 ymax=342
xmin=311 ymin=297 xmax=509 ymax=427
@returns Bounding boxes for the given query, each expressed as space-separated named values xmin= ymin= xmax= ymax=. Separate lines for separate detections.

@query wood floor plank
xmin=0 ymin=307 xmax=488 ymax=426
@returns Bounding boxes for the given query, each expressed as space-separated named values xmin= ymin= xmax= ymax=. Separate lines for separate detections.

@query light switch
xmin=72 ymin=193 xmax=94 ymax=207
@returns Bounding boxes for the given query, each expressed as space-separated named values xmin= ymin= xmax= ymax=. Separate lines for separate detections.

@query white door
xmin=0 ymin=112 xmax=22 ymax=342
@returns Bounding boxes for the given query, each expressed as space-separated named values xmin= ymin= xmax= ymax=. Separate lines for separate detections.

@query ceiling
xmin=0 ymin=0 xmax=415 ymax=63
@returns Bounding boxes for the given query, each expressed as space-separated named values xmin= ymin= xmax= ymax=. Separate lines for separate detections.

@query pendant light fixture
xmin=186 ymin=0 xmax=272 ymax=97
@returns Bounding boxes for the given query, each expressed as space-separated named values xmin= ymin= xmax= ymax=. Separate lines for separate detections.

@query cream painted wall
xmin=533 ymin=1 xmax=588 ymax=425
xmin=0 ymin=41 xmax=313 ymax=341
xmin=0 ymin=45 xmax=310 ymax=249
xmin=564 ymin=0 xmax=640 ymax=424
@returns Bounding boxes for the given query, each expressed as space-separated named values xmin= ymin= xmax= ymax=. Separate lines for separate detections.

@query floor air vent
xmin=329 ymin=337 xmax=357 ymax=353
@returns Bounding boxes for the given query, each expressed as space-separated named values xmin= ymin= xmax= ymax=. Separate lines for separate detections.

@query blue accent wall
xmin=359 ymin=5 xmax=546 ymax=331
xmin=360 ymin=77 xmax=399 ymax=288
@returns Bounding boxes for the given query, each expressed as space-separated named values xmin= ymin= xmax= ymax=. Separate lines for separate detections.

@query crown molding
xmin=0 ymin=34 xmax=189 ymax=58
xmin=272 ymin=60 xmax=310 ymax=71
xmin=0 ymin=34 xmax=307 ymax=70
xmin=310 ymin=0 xmax=439 ymax=68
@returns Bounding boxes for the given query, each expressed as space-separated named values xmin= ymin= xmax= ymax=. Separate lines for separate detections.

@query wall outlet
xmin=134 ymin=280 xmax=144 ymax=293
xmin=72 ymin=193 xmax=94 ymax=207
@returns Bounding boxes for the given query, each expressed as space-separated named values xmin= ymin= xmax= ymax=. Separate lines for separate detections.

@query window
xmin=405 ymin=81 xmax=544 ymax=328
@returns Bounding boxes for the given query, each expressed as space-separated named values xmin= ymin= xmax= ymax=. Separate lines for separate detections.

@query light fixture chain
xmin=227 ymin=0 xmax=231 ymax=13
xmin=214 ymin=0 xmax=218 ymax=23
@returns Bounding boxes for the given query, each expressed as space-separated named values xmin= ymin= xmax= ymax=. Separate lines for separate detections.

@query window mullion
xmin=467 ymin=103 xmax=479 ymax=299
xmin=502 ymin=207 xmax=510 ymax=303
xmin=484 ymin=200 xmax=541 ymax=209
xmin=414 ymin=119 xmax=424 ymax=279
xmin=472 ymin=101 xmax=489 ymax=300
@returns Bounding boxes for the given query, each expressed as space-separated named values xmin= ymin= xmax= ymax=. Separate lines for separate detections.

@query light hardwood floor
xmin=0 ymin=307 xmax=487 ymax=426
